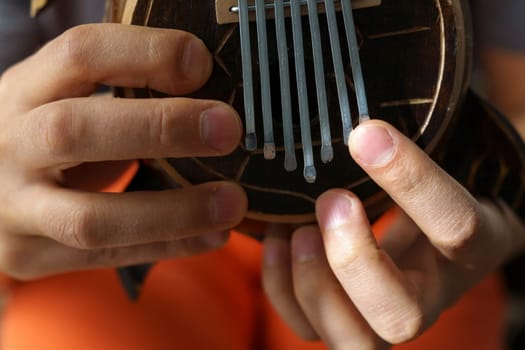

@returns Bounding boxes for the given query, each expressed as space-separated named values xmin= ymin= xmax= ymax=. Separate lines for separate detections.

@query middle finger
xmin=12 ymin=97 xmax=241 ymax=168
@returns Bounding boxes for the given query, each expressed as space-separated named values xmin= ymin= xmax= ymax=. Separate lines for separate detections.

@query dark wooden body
xmin=107 ymin=0 xmax=525 ymax=223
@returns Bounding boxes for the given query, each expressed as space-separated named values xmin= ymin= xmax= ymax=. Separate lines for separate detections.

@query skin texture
xmin=0 ymin=23 xmax=248 ymax=279
xmin=262 ymin=120 xmax=525 ymax=349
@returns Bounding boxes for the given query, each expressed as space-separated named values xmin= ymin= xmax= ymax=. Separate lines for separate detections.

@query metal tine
xmin=255 ymin=0 xmax=276 ymax=159
xmin=290 ymin=0 xmax=316 ymax=183
xmin=238 ymin=0 xmax=257 ymax=151
xmin=274 ymin=0 xmax=297 ymax=171
xmin=306 ymin=0 xmax=333 ymax=164
xmin=231 ymin=0 xmax=339 ymax=12
xmin=341 ymin=0 xmax=370 ymax=122
xmin=324 ymin=0 xmax=353 ymax=145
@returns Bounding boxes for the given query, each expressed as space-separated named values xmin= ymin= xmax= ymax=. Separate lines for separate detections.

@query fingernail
xmin=209 ymin=184 xmax=245 ymax=226
xmin=350 ymin=124 xmax=395 ymax=166
xmin=201 ymin=106 xmax=241 ymax=152
xmin=182 ymin=38 xmax=211 ymax=82
xmin=292 ymin=227 xmax=323 ymax=263
xmin=200 ymin=231 xmax=230 ymax=248
xmin=317 ymin=193 xmax=354 ymax=232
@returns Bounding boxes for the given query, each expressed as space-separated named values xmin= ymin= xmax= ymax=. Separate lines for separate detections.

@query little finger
xmin=262 ymin=225 xmax=318 ymax=340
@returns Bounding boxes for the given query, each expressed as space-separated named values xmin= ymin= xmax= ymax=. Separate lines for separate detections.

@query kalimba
xmin=106 ymin=0 xmax=524 ymax=225
xmin=34 ymin=0 xmax=525 ymax=299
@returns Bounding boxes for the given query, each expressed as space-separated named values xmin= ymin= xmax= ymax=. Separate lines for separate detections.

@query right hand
xmin=0 ymin=24 xmax=248 ymax=279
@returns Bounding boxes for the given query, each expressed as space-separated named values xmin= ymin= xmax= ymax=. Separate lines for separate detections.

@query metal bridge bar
xmin=231 ymin=0 xmax=349 ymax=13
xmin=290 ymin=0 xmax=316 ymax=183
xmin=341 ymin=0 xmax=370 ymax=122
xmin=325 ymin=0 xmax=353 ymax=144
xmin=274 ymin=0 xmax=298 ymax=171
xmin=255 ymin=0 xmax=276 ymax=159
xmin=221 ymin=0 xmax=380 ymax=24
xmin=306 ymin=0 xmax=333 ymax=164
xmin=238 ymin=0 xmax=257 ymax=151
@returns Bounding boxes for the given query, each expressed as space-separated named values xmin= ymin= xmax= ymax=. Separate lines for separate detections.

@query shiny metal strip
xmin=255 ymin=0 xmax=276 ymax=159
xmin=231 ymin=0 xmax=319 ymax=12
xmin=341 ymin=0 xmax=370 ymax=122
xmin=229 ymin=0 xmax=379 ymax=13
xmin=324 ymin=0 xmax=353 ymax=144
xmin=291 ymin=0 xmax=316 ymax=182
xmin=274 ymin=0 xmax=297 ymax=171
xmin=307 ymin=0 xmax=333 ymax=163
xmin=238 ymin=0 xmax=257 ymax=150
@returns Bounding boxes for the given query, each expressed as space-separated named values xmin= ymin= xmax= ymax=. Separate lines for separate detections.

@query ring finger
xmin=291 ymin=226 xmax=384 ymax=349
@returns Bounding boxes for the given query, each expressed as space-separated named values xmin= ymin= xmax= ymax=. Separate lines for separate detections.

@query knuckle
xmin=385 ymin=155 xmax=430 ymax=197
xmin=150 ymin=102 xmax=177 ymax=148
xmin=53 ymin=25 xmax=95 ymax=75
xmin=328 ymin=240 xmax=378 ymax=273
xmin=328 ymin=248 xmax=360 ymax=272
xmin=435 ymin=204 xmax=481 ymax=256
xmin=39 ymin=103 xmax=76 ymax=157
xmin=46 ymin=203 xmax=101 ymax=249
xmin=67 ymin=206 xmax=102 ymax=249
xmin=146 ymin=31 xmax=173 ymax=64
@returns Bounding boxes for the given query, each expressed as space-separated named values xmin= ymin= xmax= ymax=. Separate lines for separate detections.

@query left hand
xmin=262 ymin=120 xmax=525 ymax=349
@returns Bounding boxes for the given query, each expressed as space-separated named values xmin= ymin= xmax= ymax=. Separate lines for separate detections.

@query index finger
xmin=348 ymin=120 xmax=499 ymax=264
xmin=2 ymin=23 xmax=212 ymax=109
